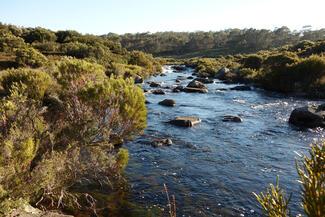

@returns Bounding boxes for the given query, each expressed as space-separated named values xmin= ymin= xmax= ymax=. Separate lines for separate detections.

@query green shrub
xmin=15 ymin=46 xmax=48 ymax=68
xmin=0 ymin=68 xmax=53 ymax=99
xmin=22 ymin=27 xmax=57 ymax=43
xmin=241 ymin=54 xmax=263 ymax=70
xmin=54 ymin=57 xmax=106 ymax=87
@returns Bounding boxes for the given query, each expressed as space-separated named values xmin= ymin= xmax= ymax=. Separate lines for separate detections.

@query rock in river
xmin=222 ymin=115 xmax=243 ymax=123
xmin=289 ymin=103 xmax=325 ymax=128
xmin=194 ymin=77 xmax=214 ymax=84
xmin=152 ymin=138 xmax=173 ymax=148
xmin=230 ymin=85 xmax=252 ymax=91
xmin=151 ymin=89 xmax=165 ymax=95
xmin=149 ymin=81 xmax=161 ymax=87
xmin=184 ymin=80 xmax=208 ymax=93
xmin=168 ymin=116 xmax=201 ymax=127
xmin=159 ymin=99 xmax=176 ymax=107
xmin=172 ymin=65 xmax=187 ymax=71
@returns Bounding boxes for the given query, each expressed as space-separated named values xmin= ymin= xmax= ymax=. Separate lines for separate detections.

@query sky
xmin=0 ymin=0 xmax=324 ymax=35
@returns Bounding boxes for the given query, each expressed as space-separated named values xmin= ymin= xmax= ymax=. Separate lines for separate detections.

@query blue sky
xmin=0 ymin=0 xmax=324 ymax=34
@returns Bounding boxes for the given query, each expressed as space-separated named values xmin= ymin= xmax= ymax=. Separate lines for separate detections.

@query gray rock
xmin=172 ymin=65 xmax=187 ymax=71
xmin=168 ymin=116 xmax=201 ymax=127
xmin=159 ymin=99 xmax=176 ymax=107
xmin=172 ymin=85 xmax=184 ymax=93
xmin=222 ymin=115 xmax=243 ymax=123
xmin=187 ymin=80 xmax=207 ymax=89
xmin=289 ymin=103 xmax=325 ymax=128
xmin=151 ymin=89 xmax=165 ymax=95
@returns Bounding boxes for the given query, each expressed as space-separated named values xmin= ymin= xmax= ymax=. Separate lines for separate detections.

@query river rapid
xmin=124 ymin=66 xmax=324 ymax=217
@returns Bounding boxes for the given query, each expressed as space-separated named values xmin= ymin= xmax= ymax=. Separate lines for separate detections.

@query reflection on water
xmin=125 ymin=66 xmax=324 ymax=217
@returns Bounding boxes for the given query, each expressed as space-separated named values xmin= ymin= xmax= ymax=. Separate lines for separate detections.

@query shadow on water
xmin=123 ymin=66 xmax=324 ymax=217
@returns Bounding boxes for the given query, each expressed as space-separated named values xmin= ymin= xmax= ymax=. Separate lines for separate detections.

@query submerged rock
xmin=152 ymin=138 xmax=173 ymax=148
xmin=183 ymin=87 xmax=208 ymax=93
xmin=168 ymin=116 xmax=201 ymax=127
xmin=230 ymin=85 xmax=252 ymax=91
xmin=159 ymin=99 xmax=176 ymax=107
xmin=222 ymin=115 xmax=243 ymax=123
xmin=289 ymin=103 xmax=325 ymax=128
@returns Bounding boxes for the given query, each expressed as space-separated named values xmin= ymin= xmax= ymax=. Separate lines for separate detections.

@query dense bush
xmin=22 ymin=27 xmax=57 ymax=43
xmin=0 ymin=68 xmax=53 ymax=99
xmin=0 ymin=59 xmax=147 ymax=215
xmin=15 ymin=46 xmax=48 ymax=68
xmin=241 ymin=54 xmax=263 ymax=70
xmin=54 ymin=57 xmax=106 ymax=87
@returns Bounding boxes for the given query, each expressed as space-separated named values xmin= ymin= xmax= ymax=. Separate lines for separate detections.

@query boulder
xmin=215 ymin=67 xmax=238 ymax=81
xmin=151 ymin=89 xmax=165 ymax=95
xmin=222 ymin=115 xmax=243 ymax=123
xmin=168 ymin=116 xmax=201 ymax=127
xmin=172 ymin=65 xmax=187 ymax=71
xmin=160 ymin=73 xmax=167 ymax=77
xmin=175 ymin=79 xmax=181 ymax=83
xmin=172 ymin=85 xmax=184 ymax=93
xmin=187 ymin=80 xmax=207 ymax=89
xmin=230 ymin=85 xmax=252 ymax=91
xmin=184 ymin=80 xmax=208 ymax=93
xmin=151 ymin=138 xmax=173 ymax=148
xmin=289 ymin=104 xmax=325 ymax=128
xmin=134 ymin=75 xmax=143 ymax=84
xmin=183 ymin=87 xmax=208 ymax=93
xmin=194 ymin=77 xmax=214 ymax=84
xmin=149 ymin=81 xmax=161 ymax=87
xmin=158 ymin=99 xmax=176 ymax=107
xmin=187 ymin=76 xmax=194 ymax=79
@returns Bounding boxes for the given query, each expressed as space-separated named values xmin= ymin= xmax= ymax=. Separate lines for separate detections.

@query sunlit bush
xmin=0 ymin=68 xmax=53 ymax=99
xmin=15 ymin=46 xmax=48 ymax=68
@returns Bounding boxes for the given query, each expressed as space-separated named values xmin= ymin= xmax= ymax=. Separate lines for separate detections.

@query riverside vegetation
xmin=0 ymin=23 xmax=161 ymax=216
xmin=0 ymin=22 xmax=324 ymax=216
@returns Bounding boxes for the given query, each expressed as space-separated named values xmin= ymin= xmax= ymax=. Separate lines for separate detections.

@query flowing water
xmin=124 ymin=66 xmax=324 ymax=217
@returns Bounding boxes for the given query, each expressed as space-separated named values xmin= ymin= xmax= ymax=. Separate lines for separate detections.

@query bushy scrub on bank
xmin=187 ymin=40 xmax=325 ymax=98
xmin=0 ymin=57 xmax=147 ymax=215
xmin=0 ymin=23 xmax=159 ymax=215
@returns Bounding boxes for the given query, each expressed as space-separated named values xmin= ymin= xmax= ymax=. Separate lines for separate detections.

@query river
xmin=124 ymin=66 xmax=324 ymax=217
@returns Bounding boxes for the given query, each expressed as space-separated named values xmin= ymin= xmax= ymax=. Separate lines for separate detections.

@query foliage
xmin=53 ymin=57 xmax=106 ymax=87
xmin=241 ymin=54 xmax=263 ymax=70
xmin=22 ymin=27 xmax=57 ymax=43
xmin=253 ymin=177 xmax=290 ymax=217
xmin=296 ymin=143 xmax=325 ymax=217
xmin=113 ymin=27 xmax=325 ymax=58
xmin=255 ymin=142 xmax=325 ymax=217
xmin=15 ymin=46 xmax=48 ymax=68
xmin=0 ymin=68 xmax=53 ymax=99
